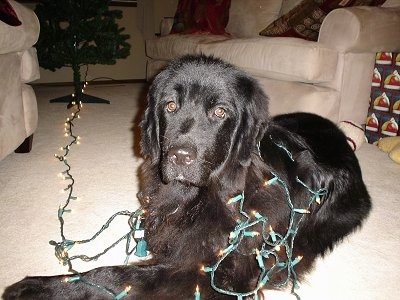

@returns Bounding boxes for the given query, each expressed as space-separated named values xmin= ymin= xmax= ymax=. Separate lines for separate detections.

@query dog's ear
xmin=140 ymin=99 xmax=159 ymax=162
xmin=231 ymin=75 xmax=269 ymax=165
xmin=140 ymin=74 xmax=166 ymax=163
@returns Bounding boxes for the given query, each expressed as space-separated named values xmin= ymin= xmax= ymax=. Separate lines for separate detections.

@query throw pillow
xmin=259 ymin=0 xmax=386 ymax=41
xmin=0 ymin=0 xmax=21 ymax=26
xmin=170 ymin=0 xmax=231 ymax=35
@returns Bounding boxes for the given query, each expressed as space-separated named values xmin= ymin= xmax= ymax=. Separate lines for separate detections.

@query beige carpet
xmin=0 ymin=83 xmax=399 ymax=299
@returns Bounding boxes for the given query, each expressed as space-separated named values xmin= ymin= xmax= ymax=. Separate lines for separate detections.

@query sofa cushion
xmin=146 ymin=34 xmax=230 ymax=60
xmin=0 ymin=0 xmax=39 ymax=54
xmin=259 ymin=0 xmax=386 ymax=41
xmin=20 ymin=47 xmax=40 ymax=83
xmin=199 ymin=37 xmax=338 ymax=83
xmin=226 ymin=0 xmax=283 ymax=38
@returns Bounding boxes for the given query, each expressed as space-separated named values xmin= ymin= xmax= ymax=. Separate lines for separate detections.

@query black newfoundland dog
xmin=4 ymin=55 xmax=371 ymax=299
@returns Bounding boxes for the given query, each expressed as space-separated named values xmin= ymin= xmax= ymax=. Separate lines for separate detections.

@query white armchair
xmin=0 ymin=0 xmax=40 ymax=161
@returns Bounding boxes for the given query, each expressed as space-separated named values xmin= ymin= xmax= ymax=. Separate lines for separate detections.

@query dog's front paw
xmin=3 ymin=277 xmax=48 ymax=300
xmin=3 ymin=273 xmax=124 ymax=300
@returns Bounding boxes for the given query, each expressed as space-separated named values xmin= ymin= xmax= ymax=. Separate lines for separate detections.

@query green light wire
xmin=53 ymin=101 xmax=329 ymax=300
xmin=52 ymin=101 xmax=143 ymax=299
xmin=200 ymin=139 xmax=329 ymax=299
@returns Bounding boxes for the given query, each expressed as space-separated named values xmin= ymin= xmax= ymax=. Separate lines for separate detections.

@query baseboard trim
xmin=32 ymin=78 xmax=147 ymax=87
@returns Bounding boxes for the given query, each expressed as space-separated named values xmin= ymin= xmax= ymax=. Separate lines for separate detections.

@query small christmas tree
xmin=35 ymin=0 xmax=131 ymax=107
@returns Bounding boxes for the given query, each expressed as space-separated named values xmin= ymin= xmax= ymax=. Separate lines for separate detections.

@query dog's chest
xmin=144 ymin=190 xmax=237 ymax=262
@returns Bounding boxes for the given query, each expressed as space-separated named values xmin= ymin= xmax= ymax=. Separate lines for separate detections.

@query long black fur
xmin=3 ymin=55 xmax=371 ymax=299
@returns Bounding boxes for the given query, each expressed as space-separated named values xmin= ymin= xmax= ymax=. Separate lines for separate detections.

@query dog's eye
xmin=214 ymin=107 xmax=226 ymax=119
xmin=166 ymin=101 xmax=177 ymax=112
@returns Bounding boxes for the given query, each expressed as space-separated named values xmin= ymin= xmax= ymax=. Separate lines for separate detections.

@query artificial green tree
xmin=35 ymin=0 xmax=131 ymax=107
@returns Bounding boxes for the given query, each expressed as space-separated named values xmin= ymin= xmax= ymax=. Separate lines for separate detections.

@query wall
xmin=22 ymin=3 xmax=146 ymax=84
xmin=137 ymin=0 xmax=177 ymax=39
xmin=153 ymin=0 xmax=178 ymax=35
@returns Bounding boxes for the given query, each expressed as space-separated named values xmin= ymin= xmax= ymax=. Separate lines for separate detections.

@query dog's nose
xmin=168 ymin=147 xmax=196 ymax=165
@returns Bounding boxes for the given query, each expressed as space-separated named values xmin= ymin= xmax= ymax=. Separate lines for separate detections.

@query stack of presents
xmin=366 ymin=52 xmax=400 ymax=143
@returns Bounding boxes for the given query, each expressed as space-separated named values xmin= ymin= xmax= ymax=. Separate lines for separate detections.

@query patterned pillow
xmin=170 ymin=0 xmax=231 ymax=35
xmin=259 ymin=0 xmax=386 ymax=41
xmin=0 ymin=0 xmax=21 ymax=26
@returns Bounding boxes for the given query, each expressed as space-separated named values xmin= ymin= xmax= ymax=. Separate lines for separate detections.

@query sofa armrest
xmin=0 ymin=0 xmax=40 ymax=54
xmin=319 ymin=6 xmax=400 ymax=53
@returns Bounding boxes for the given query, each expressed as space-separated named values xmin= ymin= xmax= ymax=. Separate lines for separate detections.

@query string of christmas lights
xmin=198 ymin=171 xmax=328 ymax=299
xmin=51 ymin=89 xmax=145 ymax=299
xmin=51 ymin=91 xmax=328 ymax=299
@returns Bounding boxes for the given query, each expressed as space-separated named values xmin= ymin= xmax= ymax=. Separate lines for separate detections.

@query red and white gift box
xmin=365 ymin=52 xmax=400 ymax=143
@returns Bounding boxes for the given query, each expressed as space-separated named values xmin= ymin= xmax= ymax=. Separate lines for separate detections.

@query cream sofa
xmin=0 ymin=0 xmax=40 ymax=161
xmin=144 ymin=0 xmax=400 ymax=125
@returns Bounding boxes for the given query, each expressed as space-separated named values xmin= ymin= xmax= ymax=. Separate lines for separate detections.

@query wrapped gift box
xmin=365 ymin=52 xmax=400 ymax=143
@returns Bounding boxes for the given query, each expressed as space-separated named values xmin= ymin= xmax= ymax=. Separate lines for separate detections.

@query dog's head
xmin=141 ymin=55 xmax=269 ymax=186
